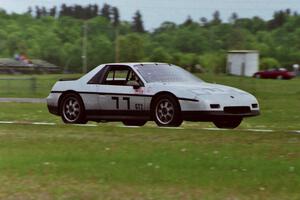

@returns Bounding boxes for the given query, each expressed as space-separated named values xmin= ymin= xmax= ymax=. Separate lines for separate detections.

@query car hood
xmin=148 ymin=82 xmax=249 ymax=95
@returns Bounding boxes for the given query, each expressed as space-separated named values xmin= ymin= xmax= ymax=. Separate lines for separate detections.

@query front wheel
xmin=122 ymin=120 xmax=147 ymax=126
xmin=153 ymin=95 xmax=183 ymax=127
xmin=60 ymin=93 xmax=87 ymax=124
xmin=213 ymin=118 xmax=242 ymax=129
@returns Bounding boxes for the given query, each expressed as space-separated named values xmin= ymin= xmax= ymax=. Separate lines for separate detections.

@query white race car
xmin=47 ymin=63 xmax=260 ymax=128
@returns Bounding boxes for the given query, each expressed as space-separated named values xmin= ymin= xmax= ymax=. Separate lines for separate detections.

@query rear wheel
xmin=255 ymin=74 xmax=261 ymax=78
xmin=122 ymin=120 xmax=147 ymax=126
xmin=277 ymin=75 xmax=283 ymax=80
xmin=213 ymin=118 xmax=242 ymax=129
xmin=60 ymin=93 xmax=87 ymax=124
xmin=153 ymin=94 xmax=183 ymax=127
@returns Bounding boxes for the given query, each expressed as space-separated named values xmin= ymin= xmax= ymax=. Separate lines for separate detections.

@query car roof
xmin=79 ymin=62 xmax=173 ymax=83
xmin=102 ymin=62 xmax=170 ymax=67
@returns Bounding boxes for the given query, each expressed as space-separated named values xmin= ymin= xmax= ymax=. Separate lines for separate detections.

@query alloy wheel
xmin=62 ymin=97 xmax=81 ymax=122
xmin=155 ymin=98 xmax=175 ymax=125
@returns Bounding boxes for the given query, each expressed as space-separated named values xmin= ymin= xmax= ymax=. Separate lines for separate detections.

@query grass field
xmin=0 ymin=74 xmax=299 ymax=199
xmin=0 ymin=123 xmax=299 ymax=199
xmin=0 ymin=74 xmax=81 ymax=98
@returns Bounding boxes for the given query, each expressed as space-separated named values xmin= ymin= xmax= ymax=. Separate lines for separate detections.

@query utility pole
xmin=115 ymin=27 xmax=120 ymax=63
xmin=82 ymin=21 xmax=88 ymax=73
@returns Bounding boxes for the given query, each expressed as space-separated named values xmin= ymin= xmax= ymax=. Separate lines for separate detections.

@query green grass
xmin=0 ymin=73 xmax=299 ymax=199
xmin=0 ymin=74 xmax=81 ymax=98
xmin=0 ymin=102 xmax=59 ymax=123
xmin=0 ymin=124 xmax=299 ymax=199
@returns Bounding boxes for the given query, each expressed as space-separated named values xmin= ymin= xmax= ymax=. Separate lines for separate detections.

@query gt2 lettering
xmin=135 ymin=104 xmax=143 ymax=110
xmin=111 ymin=96 xmax=130 ymax=109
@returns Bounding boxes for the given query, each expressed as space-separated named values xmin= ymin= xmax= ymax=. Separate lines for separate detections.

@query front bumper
xmin=46 ymin=92 xmax=61 ymax=116
xmin=182 ymin=110 xmax=260 ymax=122
xmin=47 ymin=105 xmax=59 ymax=116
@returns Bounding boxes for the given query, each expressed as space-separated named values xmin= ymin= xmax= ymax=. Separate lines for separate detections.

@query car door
xmin=96 ymin=65 xmax=146 ymax=116
xmin=264 ymin=69 xmax=273 ymax=78
xmin=270 ymin=69 xmax=279 ymax=78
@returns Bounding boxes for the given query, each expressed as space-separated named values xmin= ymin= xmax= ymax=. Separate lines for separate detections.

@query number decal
xmin=123 ymin=97 xmax=130 ymax=109
xmin=112 ymin=97 xmax=119 ymax=109
xmin=112 ymin=97 xmax=131 ymax=110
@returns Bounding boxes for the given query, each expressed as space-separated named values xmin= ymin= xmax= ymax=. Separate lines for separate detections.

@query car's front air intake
xmin=224 ymin=106 xmax=251 ymax=114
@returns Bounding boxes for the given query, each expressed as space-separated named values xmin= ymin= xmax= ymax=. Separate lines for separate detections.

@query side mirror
xmin=127 ymin=81 xmax=141 ymax=89
xmin=133 ymin=84 xmax=141 ymax=90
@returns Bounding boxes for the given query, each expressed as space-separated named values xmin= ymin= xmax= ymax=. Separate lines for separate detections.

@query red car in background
xmin=253 ymin=68 xmax=296 ymax=79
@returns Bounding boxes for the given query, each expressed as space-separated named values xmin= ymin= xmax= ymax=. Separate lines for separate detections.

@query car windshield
xmin=134 ymin=64 xmax=203 ymax=83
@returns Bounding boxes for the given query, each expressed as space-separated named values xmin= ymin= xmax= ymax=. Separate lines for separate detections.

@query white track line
xmin=159 ymin=127 xmax=184 ymax=130
xmin=120 ymin=125 xmax=185 ymax=129
xmin=245 ymin=129 xmax=274 ymax=132
xmin=0 ymin=121 xmax=14 ymax=124
xmin=74 ymin=124 xmax=98 ymax=127
xmin=0 ymin=120 xmax=299 ymax=134
xmin=202 ymin=127 xmax=228 ymax=131
xmin=119 ymin=125 xmax=140 ymax=128
xmin=32 ymin=122 xmax=56 ymax=125
xmin=292 ymin=130 xmax=300 ymax=134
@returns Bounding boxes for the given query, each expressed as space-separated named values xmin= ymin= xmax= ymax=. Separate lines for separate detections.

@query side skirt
xmin=86 ymin=110 xmax=151 ymax=122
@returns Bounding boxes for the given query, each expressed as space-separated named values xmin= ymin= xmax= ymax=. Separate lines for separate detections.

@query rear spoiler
xmin=59 ymin=78 xmax=79 ymax=81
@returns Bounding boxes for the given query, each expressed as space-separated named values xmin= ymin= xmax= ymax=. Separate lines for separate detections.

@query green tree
xmin=132 ymin=10 xmax=145 ymax=33
xmin=87 ymin=35 xmax=114 ymax=69
xmin=100 ymin=4 xmax=111 ymax=21
xmin=0 ymin=6 xmax=300 ymax=73
xmin=210 ymin=10 xmax=222 ymax=26
xmin=183 ymin=16 xmax=193 ymax=26
xmin=111 ymin=7 xmax=120 ymax=27
xmin=260 ymin=57 xmax=280 ymax=70
xmin=149 ymin=47 xmax=172 ymax=63
xmin=229 ymin=12 xmax=238 ymax=24
xmin=118 ymin=33 xmax=144 ymax=62
xmin=199 ymin=53 xmax=226 ymax=73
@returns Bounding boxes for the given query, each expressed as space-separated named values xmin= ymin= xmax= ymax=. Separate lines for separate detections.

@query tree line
xmin=29 ymin=4 xmax=144 ymax=32
xmin=0 ymin=4 xmax=299 ymax=73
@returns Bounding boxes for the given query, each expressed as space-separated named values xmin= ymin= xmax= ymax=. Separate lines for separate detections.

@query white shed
xmin=227 ymin=50 xmax=259 ymax=77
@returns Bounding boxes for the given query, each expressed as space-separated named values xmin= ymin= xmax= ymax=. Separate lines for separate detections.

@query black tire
xmin=60 ymin=93 xmax=87 ymax=124
xmin=152 ymin=94 xmax=183 ymax=127
xmin=213 ymin=118 xmax=242 ymax=129
xmin=122 ymin=120 xmax=147 ymax=126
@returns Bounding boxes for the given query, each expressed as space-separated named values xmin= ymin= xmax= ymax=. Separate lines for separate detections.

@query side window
xmin=106 ymin=69 xmax=129 ymax=80
xmin=88 ymin=65 xmax=144 ymax=86
xmin=104 ymin=67 xmax=130 ymax=85
xmin=126 ymin=70 xmax=143 ymax=86
xmin=87 ymin=66 xmax=107 ymax=84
